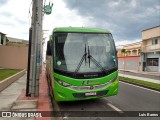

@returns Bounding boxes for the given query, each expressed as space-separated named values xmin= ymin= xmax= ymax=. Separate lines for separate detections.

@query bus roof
xmin=52 ymin=27 xmax=111 ymax=33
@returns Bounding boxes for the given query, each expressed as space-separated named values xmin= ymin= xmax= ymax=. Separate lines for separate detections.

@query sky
xmin=0 ymin=0 xmax=160 ymax=46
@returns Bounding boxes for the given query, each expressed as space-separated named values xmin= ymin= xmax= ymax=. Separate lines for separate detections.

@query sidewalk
xmin=0 ymin=74 xmax=27 ymax=111
xmin=119 ymin=73 xmax=160 ymax=84
xmin=119 ymin=69 xmax=160 ymax=84
xmin=119 ymin=69 xmax=160 ymax=77
xmin=0 ymin=67 xmax=52 ymax=120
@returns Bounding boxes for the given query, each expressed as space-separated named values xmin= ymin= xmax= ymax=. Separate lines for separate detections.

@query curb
xmin=0 ymin=69 xmax=26 ymax=92
xmin=119 ymin=69 xmax=160 ymax=77
xmin=119 ymin=74 xmax=160 ymax=84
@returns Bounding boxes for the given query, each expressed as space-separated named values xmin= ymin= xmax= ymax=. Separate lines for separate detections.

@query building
xmin=141 ymin=25 xmax=160 ymax=72
xmin=0 ymin=32 xmax=28 ymax=69
xmin=0 ymin=32 xmax=7 ymax=45
xmin=116 ymin=42 xmax=141 ymax=72
xmin=123 ymin=42 xmax=141 ymax=56
xmin=116 ymin=45 xmax=123 ymax=57
xmin=7 ymin=37 xmax=28 ymax=46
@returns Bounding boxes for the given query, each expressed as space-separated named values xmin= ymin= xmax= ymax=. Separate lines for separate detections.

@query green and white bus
xmin=46 ymin=27 xmax=119 ymax=101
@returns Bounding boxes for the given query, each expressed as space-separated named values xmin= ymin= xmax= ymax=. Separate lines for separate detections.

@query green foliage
xmin=121 ymin=49 xmax=126 ymax=56
xmin=0 ymin=69 xmax=20 ymax=81
xmin=121 ymin=49 xmax=126 ymax=53
xmin=138 ymin=49 xmax=141 ymax=55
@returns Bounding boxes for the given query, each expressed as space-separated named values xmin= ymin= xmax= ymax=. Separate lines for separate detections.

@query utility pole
xmin=26 ymin=0 xmax=43 ymax=97
xmin=26 ymin=0 xmax=53 ymax=97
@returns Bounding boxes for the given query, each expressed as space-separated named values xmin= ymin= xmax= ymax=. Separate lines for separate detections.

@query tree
xmin=121 ymin=49 xmax=126 ymax=56
xmin=138 ymin=49 xmax=141 ymax=56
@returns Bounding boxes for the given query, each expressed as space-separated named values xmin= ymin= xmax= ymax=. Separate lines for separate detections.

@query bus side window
xmin=47 ymin=41 xmax=52 ymax=56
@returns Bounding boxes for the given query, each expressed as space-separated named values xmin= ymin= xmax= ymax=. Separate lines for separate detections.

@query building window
xmin=152 ymin=39 xmax=158 ymax=45
xmin=147 ymin=58 xmax=159 ymax=66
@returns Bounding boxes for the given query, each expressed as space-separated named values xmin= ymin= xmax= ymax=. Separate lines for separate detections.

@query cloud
xmin=43 ymin=0 xmax=90 ymax=59
xmin=0 ymin=0 xmax=159 ymax=44
xmin=15 ymin=18 xmax=28 ymax=25
xmin=0 ymin=11 xmax=12 ymax=17
xmin=62 ymin=0 xmax=160 ymax=42
xmin=0 ymin=0 xmax=9 ymax=6
xmin=43 ymin=0 xmax=90 ymax=34
xmin=0 ymin=0 xmax=30 ymax=39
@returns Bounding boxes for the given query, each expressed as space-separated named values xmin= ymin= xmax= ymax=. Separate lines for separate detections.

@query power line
xmin=28 ymin=0 xmax=33 ymax=26
xmin=44 ymin=0 xmax=47 ymax=6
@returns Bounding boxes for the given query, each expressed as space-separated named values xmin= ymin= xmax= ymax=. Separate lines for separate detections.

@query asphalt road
xmin=52 ymin=82 xmax=160 ymax=120
xmin=107 ymin=82 xmax=160 ymax=111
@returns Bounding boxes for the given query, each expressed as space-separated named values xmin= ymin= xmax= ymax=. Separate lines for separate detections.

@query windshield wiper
xmin=88 ymin=46 xmax=90 ymax=67
xmin=75 ymin=44 xmax=87 ymax=73
xmin=75 ymin=45 xmax=108 ymax=74
xmin=88 ymin=46 xmax=108 ymax=74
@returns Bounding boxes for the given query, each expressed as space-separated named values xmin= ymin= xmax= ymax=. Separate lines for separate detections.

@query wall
xmin=142 ymin=26 xmax=160 ymax=40
xmin=118 ymin=56 xmax=140 ymax=71
xmin=0 ymin=45 xmax=28 ymax=69
xmin=144 ymin=37 xmax=160 ymax=46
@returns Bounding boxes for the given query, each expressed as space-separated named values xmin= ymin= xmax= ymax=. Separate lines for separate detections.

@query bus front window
xmin=54 ymin=33 xmax=117 ymax=74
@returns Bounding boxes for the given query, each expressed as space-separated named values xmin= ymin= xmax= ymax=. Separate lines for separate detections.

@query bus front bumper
xmin=54 ymin=80 xmax=119 ymax=102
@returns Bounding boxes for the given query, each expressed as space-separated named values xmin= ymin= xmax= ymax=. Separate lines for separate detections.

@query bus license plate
xmin=85 ymin=92 xmax=96 ymax=96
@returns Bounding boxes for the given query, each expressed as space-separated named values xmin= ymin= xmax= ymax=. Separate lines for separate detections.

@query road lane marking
xmin=107 ymin=103 xmax=123 ymax=113
xmin=120 ymin=81 xmax=160 ymax=93
xmin=63 ymin=116 xmax=68 ymax=120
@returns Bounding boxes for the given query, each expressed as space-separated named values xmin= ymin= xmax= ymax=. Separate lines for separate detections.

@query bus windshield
xmin=54 ymin=33 xmax=117 ymax=73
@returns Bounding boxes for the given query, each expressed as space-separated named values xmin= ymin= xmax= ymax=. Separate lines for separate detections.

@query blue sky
xmin=0 ymin=0 xmax=160 ymax=46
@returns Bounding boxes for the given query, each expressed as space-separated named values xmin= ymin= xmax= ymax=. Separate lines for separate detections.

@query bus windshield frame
xmin=53 ymin=32 xmax=118 ymax=79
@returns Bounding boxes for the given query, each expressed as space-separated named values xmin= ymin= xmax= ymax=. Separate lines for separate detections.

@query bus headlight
xmin=55 ymin=79 xmax=71 ymax=87
xmin=111 ymin=75 xmax=118 ymax=83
